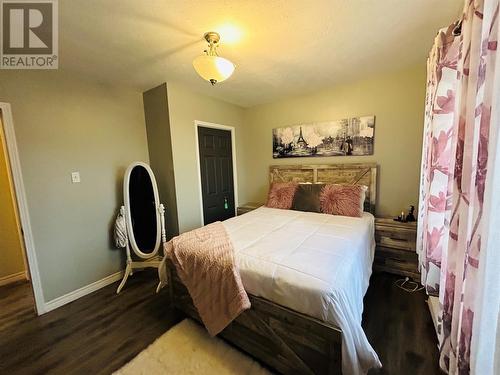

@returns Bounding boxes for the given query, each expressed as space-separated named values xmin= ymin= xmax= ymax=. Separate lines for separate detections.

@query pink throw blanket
xmin=163 ymin=221 xmax=250 ymax=336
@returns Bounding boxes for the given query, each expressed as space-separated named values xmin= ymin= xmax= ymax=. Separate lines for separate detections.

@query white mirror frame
xmin=123 ymin=162 xmax=161 ymax=259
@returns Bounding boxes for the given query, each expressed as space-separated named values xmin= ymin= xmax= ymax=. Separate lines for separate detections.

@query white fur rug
xmin=114 ymin=319 xmax=271 ymax=375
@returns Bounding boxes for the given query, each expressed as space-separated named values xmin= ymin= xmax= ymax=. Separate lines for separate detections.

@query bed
xmin=166 ymin=163 xmax=380 ymax=374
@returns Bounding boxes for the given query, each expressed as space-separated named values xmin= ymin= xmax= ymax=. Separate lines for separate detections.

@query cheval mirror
xmin=116 ymin=162 xmax=166 ymax=293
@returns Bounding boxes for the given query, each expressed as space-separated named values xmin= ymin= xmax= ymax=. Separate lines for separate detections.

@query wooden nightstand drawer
xmin=373 ymin=258 xmax=419 ymax=280
xmin=375 ymin=225 xmax=416 ymax=240
xmin=237 ymin=207 xmax=253 ymax=215
xmin=375 ymin=246 xmax=418 ymax=262
xmin=375 ymin=234 xmax=416 ymax=251
xmin=374 ymin=217 xmax=419 ymax=280
xmin=237 ymin=202 xmax=264 ymax=216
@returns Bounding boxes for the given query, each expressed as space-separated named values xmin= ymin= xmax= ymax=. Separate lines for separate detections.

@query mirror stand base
xmin=116 ymin=257 xmax=163 ymax=294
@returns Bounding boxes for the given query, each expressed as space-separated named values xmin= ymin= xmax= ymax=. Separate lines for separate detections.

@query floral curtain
xmin=417 ymin=24 xmax=460 ymax=296
xmin=417 ymin=0 xmax=499 ymax=373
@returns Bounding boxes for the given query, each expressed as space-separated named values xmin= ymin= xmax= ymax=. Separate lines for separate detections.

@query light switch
xmin=71 ymin=171 xmax=81 ymax=183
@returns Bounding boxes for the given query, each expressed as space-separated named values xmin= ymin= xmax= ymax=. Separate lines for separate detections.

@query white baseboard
xmin=44 ymin=270 xmax=124 ymax=313
xmin=0 ymin=271 xmax=28 ymax=287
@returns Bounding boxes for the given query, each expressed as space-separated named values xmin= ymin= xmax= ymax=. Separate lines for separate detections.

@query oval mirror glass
xmin=124 ymin=163 xmax=160 ymax=258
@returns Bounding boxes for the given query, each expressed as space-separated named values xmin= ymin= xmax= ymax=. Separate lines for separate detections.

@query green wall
xmin=0 ymin=63 xmax=426 ymax=303
xmin=241 ymin=65 xmax=426 ymax=217
xmin=0 ymin=71 xmax=149 ymax=301
xmin=167 ymin=82 xmax=245 ymax=233
xmin=143 ymin=84 xmax=179 ymax=240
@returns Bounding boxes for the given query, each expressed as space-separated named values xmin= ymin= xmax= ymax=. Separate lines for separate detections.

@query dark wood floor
xmin=0 ymin=270 xmax=439 ymax=375
xmin=0 ymin=271 xmax=181 ymax=375
xmin=0 ymin=280 xmax=36 ymax=333
xmin=363 ymin=274 xmax=441 ymax=375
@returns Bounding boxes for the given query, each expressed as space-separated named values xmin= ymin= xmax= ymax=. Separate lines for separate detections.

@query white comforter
xmin=222 ymin=206 xmax=382 ymax=375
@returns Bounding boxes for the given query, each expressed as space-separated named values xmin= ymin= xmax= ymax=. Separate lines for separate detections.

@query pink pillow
xmin=266 ymin=182 xmax=298 ymax=209
xmin=319 ymin=184 xmax=367 ymax=217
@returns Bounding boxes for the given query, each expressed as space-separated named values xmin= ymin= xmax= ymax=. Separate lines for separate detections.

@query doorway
xmin=0 ymin=103 xmax=44 ymax=315
xmin=0 ymin=109 xmax=36 ymax=323
xmin=196 ymin=122 xmax=237 ymax=225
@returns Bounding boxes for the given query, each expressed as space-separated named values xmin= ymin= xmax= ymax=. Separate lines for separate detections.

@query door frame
xmin=194 ymin=120 xmax=238 ymax=226
xmin=0 ymin=102 xmax=46 ymax=314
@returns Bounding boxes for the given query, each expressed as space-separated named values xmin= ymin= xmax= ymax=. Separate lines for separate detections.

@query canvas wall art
xmin=272 ymin=116 xmax=375 ymax=158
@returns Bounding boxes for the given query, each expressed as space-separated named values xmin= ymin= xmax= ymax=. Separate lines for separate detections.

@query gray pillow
xmin=291 ymin=184 xmax=325 ymax=213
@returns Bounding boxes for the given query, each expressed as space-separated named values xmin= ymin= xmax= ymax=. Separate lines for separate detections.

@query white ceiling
xmin=60 ymin=0 xmax=462 ymax=107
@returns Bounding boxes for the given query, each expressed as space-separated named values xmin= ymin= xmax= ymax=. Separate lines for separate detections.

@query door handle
xmin=224 ymin=197 xmax=229 ymax=210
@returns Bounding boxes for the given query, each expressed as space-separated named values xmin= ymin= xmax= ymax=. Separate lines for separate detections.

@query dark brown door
xmin=198 ymin=126 xmax=235 ymax=225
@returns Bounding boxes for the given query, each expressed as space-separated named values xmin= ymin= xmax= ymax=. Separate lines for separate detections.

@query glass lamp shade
xmin=193 ymin=55 xmax=235 ymax=84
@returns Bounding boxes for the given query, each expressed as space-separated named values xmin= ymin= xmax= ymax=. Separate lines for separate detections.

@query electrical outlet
xmin=71 ymin=171 xmax=81 ymax=183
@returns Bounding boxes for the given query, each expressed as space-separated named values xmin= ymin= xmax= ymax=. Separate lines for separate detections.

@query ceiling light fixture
xmin=193 ymin=31 xmax=235 ymax=85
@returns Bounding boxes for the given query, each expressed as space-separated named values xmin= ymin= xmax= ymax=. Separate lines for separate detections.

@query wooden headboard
xmin=269 ymin=163 xmax=378 ymax=214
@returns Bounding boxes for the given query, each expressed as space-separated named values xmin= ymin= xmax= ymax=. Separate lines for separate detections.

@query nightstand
xmin=236 ymin=202 xmax=264 ymax=216
xmin=373 ymin=218 xmax=419 ymax=280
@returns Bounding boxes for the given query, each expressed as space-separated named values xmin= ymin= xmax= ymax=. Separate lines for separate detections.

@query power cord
xmin=395 ymin=277 xmax=425 ymax=293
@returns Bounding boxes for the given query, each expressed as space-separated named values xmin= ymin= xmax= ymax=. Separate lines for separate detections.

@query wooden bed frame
xmin=168 ymin=163 xmax=378 ymax=374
